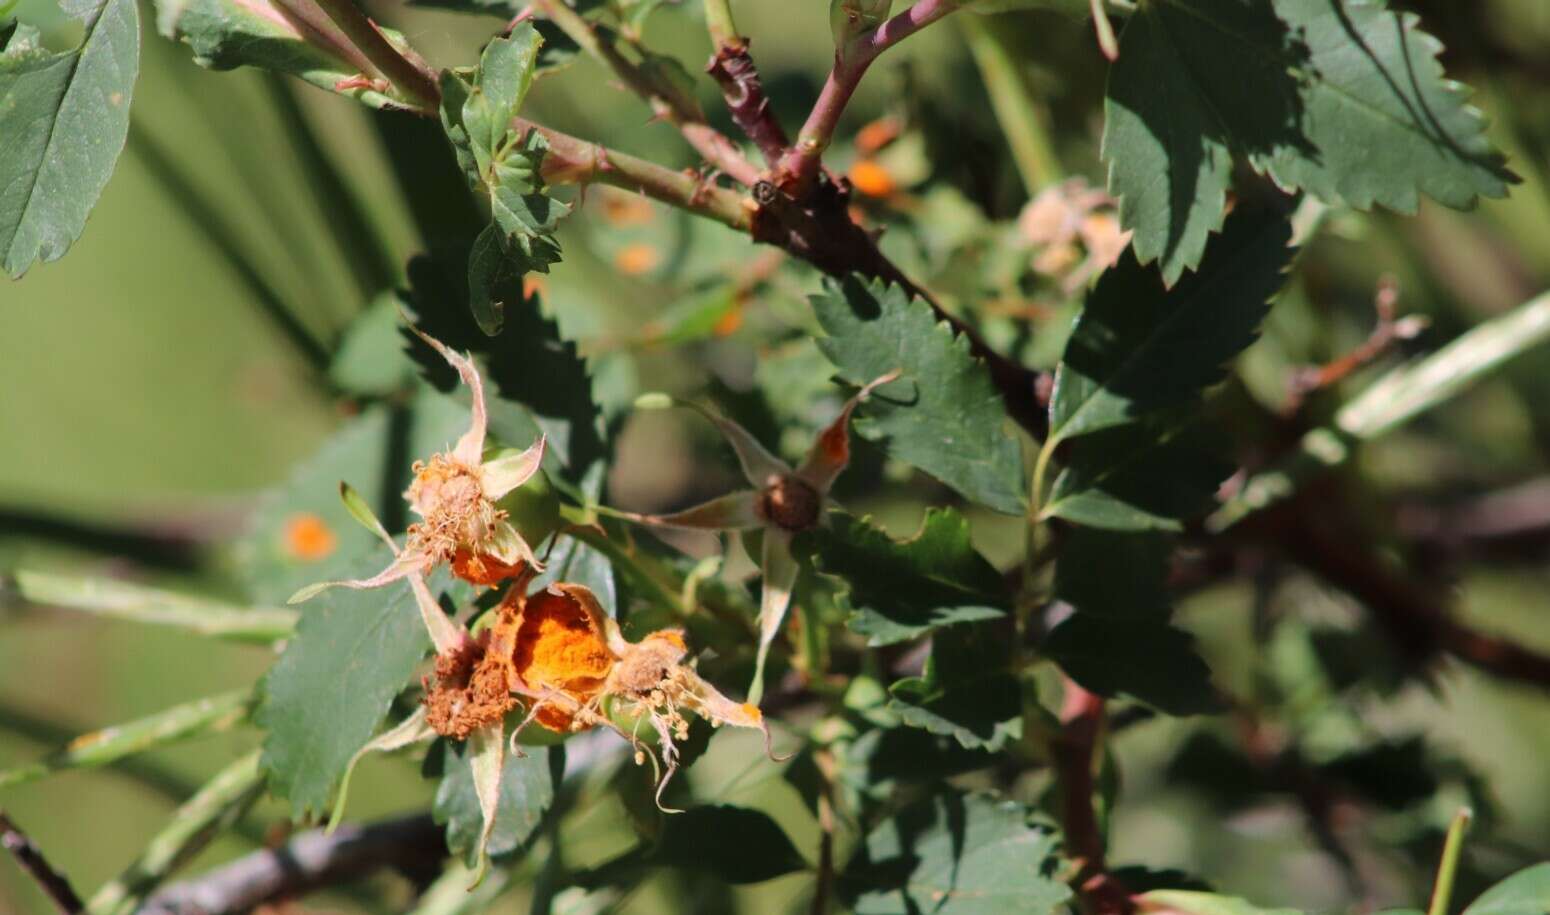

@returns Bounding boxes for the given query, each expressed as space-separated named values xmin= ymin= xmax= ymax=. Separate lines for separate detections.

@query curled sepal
xmin=466 ymin=723 xmax=505 ymax=888
xmin=327 ymin=707 xmax=436 ymax=833
xmin=748 ymin=530 xmax=798 ymax=706
xmin=480 ymin=436 xmax=546 ymax=501
xmin=410 ymin=572 xmax=465 ymax=657
xmin=286 ymin=552 xmax=429 ymax=605
xmin=663 ymin=398 xmax=791 ymax=486
xmin=409 ymin=325 xmax=489 ymax=467
xmin=797 ymin=370 xmax=901 ymax=492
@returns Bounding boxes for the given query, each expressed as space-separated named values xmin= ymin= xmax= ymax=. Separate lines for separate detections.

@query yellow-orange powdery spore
xmin=512 ymin=587 xmax=617 ymax=731
xmin=451 ymin=549 xmax=527 ymax=587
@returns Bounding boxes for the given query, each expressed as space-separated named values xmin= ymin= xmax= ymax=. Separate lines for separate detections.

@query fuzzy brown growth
xmin=406 ymin=454 xmax=502 ymax=563
xmin=424 ymin=635 xmax=518 ymax=740
xmin=758 ymin=474 xmax=821 ymax=531
xmin=610 ymin=631 xmax=688 ymax=701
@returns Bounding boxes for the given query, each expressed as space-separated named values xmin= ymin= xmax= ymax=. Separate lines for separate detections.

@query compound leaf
xmin=812 ymin=276 xmax=1027 ymax=514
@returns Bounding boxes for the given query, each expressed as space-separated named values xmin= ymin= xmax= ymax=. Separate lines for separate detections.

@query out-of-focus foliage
xmin=4 ymin=0 xmax=1550 ymax=913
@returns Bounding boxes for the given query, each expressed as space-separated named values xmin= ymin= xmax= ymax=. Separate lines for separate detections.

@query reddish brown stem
xmin=1053 ymin=681 xmax=1134 ymax=915
xmin=776 ymin=0 xmax=964 ymax=196
xmin=707 ymin=39 xmax=791 ymax=167
xmin=1 ymin=812 xmax=83 ymax=915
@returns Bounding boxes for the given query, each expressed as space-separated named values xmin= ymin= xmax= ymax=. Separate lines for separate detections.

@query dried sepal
xmin=328 ymin=706 xmax=436 ymax=834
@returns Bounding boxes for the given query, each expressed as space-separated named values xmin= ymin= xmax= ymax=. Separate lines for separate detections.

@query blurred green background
xmin=5 ymin=0 xmax=1550 ymax=912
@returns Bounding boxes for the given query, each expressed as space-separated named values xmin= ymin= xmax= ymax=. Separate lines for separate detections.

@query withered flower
xmin=289 ymin=328 xmax=547 ymax=604
xmin=333 ymin=572 xmax=774 ymax=882
xmin=616 ymin=373 xmax=897 ymax=703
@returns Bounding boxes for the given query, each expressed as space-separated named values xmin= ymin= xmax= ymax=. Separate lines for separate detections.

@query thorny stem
xmin=308 ymin=0 xmax=440 ymax=112
xmin=777 ymin=0 xmax=966 ymax=194
xmin=534 ymin=0 xmax=761 ymax=185
xmin=1053 ymin=680 xmax=1134 ymax=914
xmin=523 ymin=118 xmax=752 ymax=231
xmin=0 ymin=812 xmax=83 ymax=915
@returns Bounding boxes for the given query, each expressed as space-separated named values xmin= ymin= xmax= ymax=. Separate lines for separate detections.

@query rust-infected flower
xmin=614 ymin=373 xmax=898 ymax=704
xmin=334 ymin=574 xmax=774 ymax=883
xmin=289 ymin=328 xmax=547 ymax=605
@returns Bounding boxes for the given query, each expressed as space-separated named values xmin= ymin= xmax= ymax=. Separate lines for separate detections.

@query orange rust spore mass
xmin=451 ymin=549 xmax=527 ymax=587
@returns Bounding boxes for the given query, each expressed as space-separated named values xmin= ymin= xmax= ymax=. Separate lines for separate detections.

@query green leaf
xmin=890 ymin=621 xmax=1022 ymax=751
xmin=1104 ymin=0 xmax=1512 ymax=283
xmin=796 ymin=509 xmax=1008 ymax=646
xmin=154 ymin=0 xmax=399 ymax=109
xmin=1136 ymin=890 xmax=1300 ymax=915
xmin=811 ymin=276 xmax=1027 ymax=514
xmin=462 ymin=29 xmax=540 ymax=176
xmin=403 ymin=271 xmax=605 ymax=480
xmin=847 ymin=792 xmax=1071 ymax=915
xmin=255 ymin=562 xmax=458 ymax=821
xmin=1043 ymin=420 xmax=1231 ymax=531
xmin=1 ymin=0 xmax=138 ymax=278
xmin=1044 ymin=614 xmax=1221 ymax=716
xmin=435 ymin=740 xmax=562 ymax=868
xmin=1048 ymin=209 xmax=1292 ymax=443
xmin=838 ymin=727 xmax=999 ymax=805
xmin=1054 ymin=527 xmax=1172 ymax=619
xmin=1463 ymin=864 xmax=1550 ymax=915
xmin=647 ymin=805 xmax=808 ymax=884
xmin=439 ymin=25 xmax=570 ymax=336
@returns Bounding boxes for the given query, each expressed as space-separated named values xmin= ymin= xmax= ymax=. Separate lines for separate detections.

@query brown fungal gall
xmin=424 ymin=634 xmax=518 ymax=741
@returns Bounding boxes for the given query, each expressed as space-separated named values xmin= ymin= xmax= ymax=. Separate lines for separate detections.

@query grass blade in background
xmin=12 ymin=570 xmax=297 ymax=642
xmin=1210 ymin=289 xmax=1550 ymax=531
xmin=0 ymin=690 xmax=250 ymax=789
